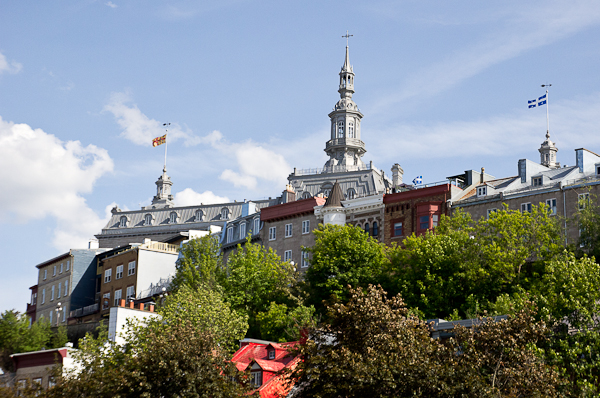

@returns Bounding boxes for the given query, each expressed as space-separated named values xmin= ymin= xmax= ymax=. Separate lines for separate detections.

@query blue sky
xmin=2 ymin=0 xmax=600 ymax=313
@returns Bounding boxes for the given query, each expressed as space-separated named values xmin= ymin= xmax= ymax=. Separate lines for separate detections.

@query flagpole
xmin=541 ymin=84 xmax=551 ymax=135
xmin=163 ymin=123 xmax=170 ymax=171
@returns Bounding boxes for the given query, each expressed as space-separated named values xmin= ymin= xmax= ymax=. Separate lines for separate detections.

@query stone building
xmin=260 ymin=197 xmax=326 ymax=272
xmin=451 ymin=133 xmax=600 ymax=245
xmin=286 ymin=44 xmax=395 ymax=200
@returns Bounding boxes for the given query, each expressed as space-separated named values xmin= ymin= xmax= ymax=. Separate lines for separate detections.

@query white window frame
xmin=477 ymin=186 xmax=487 ymax=197
xmin=126 ymin=285 xmax=135 ymax=301
xmin=116 ymin=264 xmax=123 ymax=279
xmin=302 ymin=220 xmax=310 ymax=234
xmin=43 ymin=269 xmax=47 ymax=280
xmin=532 ymin=177 xmax=543 ymax=187
xmin=144 ymin=213 xmax=153 ymax=226
xmin=104 ymin=268 xmax=112 ymax=283
xmin=128 ymin=261 xmax=136 ymax=276
xmin=268 ymin=350 xmax=275 ymax=359
xmin=521 ymin=203 xmax=532 ymax=213
xmin=348 ymin=122 xmax=354 ymax=138
xmin=285 ymin=223 xmax=293 ymax=238
xmin=221 ymin=208 xmax=229 ymax=220
xmin=64 ymin=280 xmax=68 ymax=297
xmin=102 ymin=293 xmax=110 ymax=310
xmin=579 ymin=193 xmax=590 ymax=210
xmin=596 ymin=164 xmax=600 ymax=176
xmin=119 ymin=216 xmax=127 ymax=228
xmin=253 ymin=218 xmax=260 ymax=234
xmin=269 ymin=226 xmax=276 ymax=241
xmin=227 ymin=226 xmax=234 ymax=243
xmin=66 ymin=260 xmax=70 ymax=271
xmin=114 ymin=289 xmax=122 ymax=307
xmin=337 ymin=121 xmax=344 ymax=138
xmin=284 ymin=250 xmax=292 ymax=262
xmin=51 ymin=285 xmax=55 ymax=301
xmin=251 ymin=371 xmax=262 ymax=387
xmin=301 ymin=250 xmax=310 ymax=268
xmin=169 ymin=212 xmax=178 ymax=224
xmin=41 ymin=288 xmax=45 ymax=304
xmin=546 ymin=198 xmax=557 ymax=215
xmin=195 ymin=209 xmax=203 ymax=222
xmin=239 ymin=223 xmax=246 ymax=240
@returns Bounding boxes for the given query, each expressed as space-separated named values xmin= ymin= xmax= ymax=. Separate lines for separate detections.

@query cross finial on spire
xmin=342 ymin=30 xmax=353 ymax=47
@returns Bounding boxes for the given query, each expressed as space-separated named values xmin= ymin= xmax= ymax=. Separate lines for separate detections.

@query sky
xmin=2 ymin=0 xmax=600 ymax=313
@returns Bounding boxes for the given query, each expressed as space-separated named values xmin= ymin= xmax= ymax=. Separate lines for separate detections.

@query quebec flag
xmin=528 ymin=99 xmax=537 ymax=108
xmin=538 ymin=93 xmax=547 ymax=106
xmin=412 ymin=176 xmax=423 ymax=185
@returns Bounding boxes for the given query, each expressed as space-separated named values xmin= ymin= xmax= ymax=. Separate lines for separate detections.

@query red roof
xmin=231 ymin=341 xmax=299 ymax=398
xmin=260 ymin=197 xmax=326 ymax=222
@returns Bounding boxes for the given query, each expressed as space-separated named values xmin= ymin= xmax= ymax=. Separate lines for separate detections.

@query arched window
xmin=348 ymin=122 xmax=354 ymax=138
xmin=373 ymin=222 xmax=379 ymax=237
xmin=347 ymin=188 xmax=356 ymax=200
xmin=169 ymin=212 xmax=178 ymax=224
xmin=194 ymin=210 xmax=203 ymax=222
xmin=302 ymin=191 xmax=311 ymax=199
xmin=221 ymin=208 xmax=229 ymax=220
xmin=119 ymin=216 xmax=127 ymax=228
xmin=364 ymin=223 xmax=370 ymax=235
xmin=337 ymin=121 xmax=344 ymax=138
xmin=144 ymin=214 xmax=152 ymax=226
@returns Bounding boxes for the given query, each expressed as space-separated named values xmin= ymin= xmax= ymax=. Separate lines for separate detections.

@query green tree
xmin=170 ymin=234 xmax=225 ymax=292
xmin=255 ymin=302 xmax=315 ymax=343
xmin=574 ymin=191 xmax=600 ymax=261
xmin=303 ymin=224 xmax=390 ymax=313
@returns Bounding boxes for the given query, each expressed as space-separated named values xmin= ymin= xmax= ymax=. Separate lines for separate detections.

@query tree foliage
xmin=574 ymin=191 xmax=600 ymax=261
xmin=170 ymin=234 xmax=225 ymax=292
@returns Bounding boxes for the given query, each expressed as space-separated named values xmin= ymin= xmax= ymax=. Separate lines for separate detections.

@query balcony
xmin=325 ymin=138 xmax=365 ymax=151
xmin=70 ymin=303 xmax=99 ymax=318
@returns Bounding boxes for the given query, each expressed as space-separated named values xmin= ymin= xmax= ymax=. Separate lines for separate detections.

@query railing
xmin=70 ymin=303 xmax=99 ymax=318
xmin=325 ymin=138 xmax=365 ymax=150
xmin=137 ymin=276 xmax=174 ymax=300
xmin=142 ymin=241 xmax=179 ymax=253
xmin=561 ymin=175 xmax=600 ymax=188
xmin=294 ymin=163 xmax=371 ymax=176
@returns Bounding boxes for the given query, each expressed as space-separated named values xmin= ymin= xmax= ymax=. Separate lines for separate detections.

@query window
xmin=144 ymin=213 xmax=153 ymax=226
xmin=43 ymin=269 xmax=47 ymax=280
xmin=487 ymin=208 xmax=498 ymax=219
xmin=337 ymin=121 xmax=344 ymax=138
xmin=284 ymin=250 xmax=292 ymax=262
xmin=116 ymin=265 xmax=123 ymax=279
xmin=432 ymin=215 xmax=439 ymax=227
xmin=62 ymin=305 xmax=66 ymax=322
xmin=227 ymin=226 xmax=234 ymax=243
xmin=348 ymin=122 xmax=354 ymax=138
xmin=250 ymin=371 xmax=263 ymax=387
xmin=48 ymin=378 xmax=56 ymax=388
xmin=373 ymin=221 xmax=379 ymax=237
xmin=301 ymin=250 xmax=310 ymax=268
xmin=521 ymin=203 xmax=532 ymax=213
xmin=30 ymin=292 xmax=37 ymax=305
xmin=114 ymin=289 xmax=122 ymax=307
xmin=195 ymin=209 xmax=203 ymax=222
xmin=64 ymin=280 xmax=68 ymax=297
xmin=66 ymin=260 xmax=70 ymax=271
xmin=347 ymin=188 xmax=356 ymax=199
xmin=394 ymin=222 xmax=403 ymax=237
xmin=302 ymin=191 xmax=311 ymax=199
xmin=169 ymin=212 xmax=178 ymax=224
xmin=597 ymin=165 xmax=600 ymax=175
xmin=579 ymin=193 xmax=590 ymax=210
xmin=269 ymin=227 xmax=276 ymax=241
xmin=41 ymin=288 xmax=45 ymax=304
xmin=285 ymin=223 xmax=293 ymax=238
xmin=58 ymin=283 xmax=61 ymax=298
xmin=532 ymin=177 xmax=542 ymax=187
xmin=60 ymin=263 xmax=63 ymax=274
xmin=302 ymin=220 xmax=310 ymax=234
xmin=32 ymin=378 xmax=42 ymax=387
xmin=53 ymin=265 xmax=56 ymax=276
xmin=49 ymin=311 xmax=53 ymax=324
xmin=268 ymin=350 xmax=276 ymax=359
xmin=104 ymin=268 xmax=112 ymax=283
xmin=51 ymin=285 xmax=55 ymax=301
xmin=364 ymin=223 xmax=370 ymax=235
xmin=239 ymin=223 xmax=246 ymax=240
xmin=253 ymin=218 xmax=260 ymax=234
xmin=126 ymin=286 xmax=135 ymax=301
xmin=546 ymin=198 xmax=557 ymax=215
xmin=477 ymin=186 xmax=487 ymax=197
xmin=102 ymin=293 xmax=110 ymax=310
xmin=221 ymin=208 xmax=229 ymax=219
xmin=128 ymin=261 xmax=136 ymax=276
xmin=119 ymin=216 xmax=127 ymax=228
xmin=419 ymin=216 xmax=429 ymax=230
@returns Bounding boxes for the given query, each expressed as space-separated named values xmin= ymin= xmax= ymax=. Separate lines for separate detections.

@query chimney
xmin=88 ymin=239 xmax=99 ymax=249
xmin=283 ymin=184 xmax=296 ymax=203
xmin=480 ymin=167 xmax=485 ymax=183
xmin=391 ymin=163 xmax=404 ymax=187
xmin=149 ymin=304 xmax=155 ymax=313
xmin=138 ymin=303 xmax=144 ymax=311
xmin=128 ymin=300 xmax=134 ymax=309
xmin=119 ymin=299 xmax=126 ymax=307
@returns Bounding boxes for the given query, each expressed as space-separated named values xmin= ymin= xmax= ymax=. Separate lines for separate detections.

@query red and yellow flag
xmin=152 ymin=134 xmax=166 ymax=147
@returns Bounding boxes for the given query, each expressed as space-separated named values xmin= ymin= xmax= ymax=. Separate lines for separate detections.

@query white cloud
xmin=174 ymin=188 xmax=230 ymax=206
xmin=371 ymin=1 xmax=600 ymax=114
xmin=220 ymin=169 xmax=257 ymax=190
xmin=0 ymin=116 xmax=114 ymax=250
xmin=104 ymin=91 xmax=196 ymax=146
xmin=0 ymin=51 xmax=22 ymax=75
xmin=106 ymin=1 xmax=117 ymax=8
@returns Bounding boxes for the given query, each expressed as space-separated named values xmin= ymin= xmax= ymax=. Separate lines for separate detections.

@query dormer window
xmin=144 ymin=214 xmax=153 ymax=226
xmin=239 ymin=223 xmax=246 ymax=240
xmin=194 ymin=210 xmax=203 ymax=222
xmin=227 ymin=227 xmax=233 ymax=243
xmin=347 ymin=188 xmax=356 ymax=200
xmin=250 ymin=371 xmax=262 ymax=387
xmin=302 ymin=191 xmax=311 ymax=199
xmin=268 ymin=349 xmax=275 ymax=360
xmin=596 ymin=164 xmax=600 ymax=175
xmin=532 ymin=177 xmax=542 ymax=187
xmin=169 ymin=212 xmax=178 ymax=224
xmin=477 ymin=186 xmax=487 ymax=197
xmin=119 ymin=216 xmax=128 ymax=228
xmin=221 ymin=208 xmax=229 ymax=220
xmin=253 ymin=218 xmax=260 ymax=234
